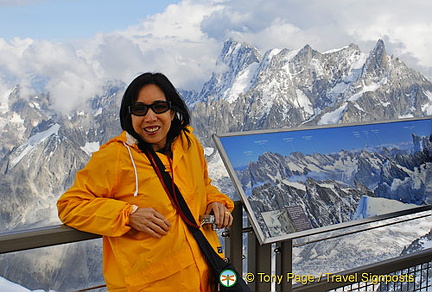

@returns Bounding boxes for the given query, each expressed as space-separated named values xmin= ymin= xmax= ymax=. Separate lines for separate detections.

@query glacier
xmin=9 ymin=123 xmax=60 ymax=168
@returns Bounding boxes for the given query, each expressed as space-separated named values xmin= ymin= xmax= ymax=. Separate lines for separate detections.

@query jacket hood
xmin=99 ymin=131 xmax=141 ymax=197
xmin=101 ymin=131 xmax=139 ymax=149
xmin=103 ymin=127 xmax=194 ymax=197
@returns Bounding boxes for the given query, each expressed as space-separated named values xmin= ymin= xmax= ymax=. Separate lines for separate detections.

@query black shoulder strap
xmin=143 ymin=147 xmax=200 ymax=229
xmin=144 ymin=146 xmax=231 ymax=257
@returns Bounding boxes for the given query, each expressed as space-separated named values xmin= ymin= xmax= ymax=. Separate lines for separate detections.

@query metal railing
xmin=0 ymin=201 xmax=431 ymax=292
xmin=291 ymin=249 xmax=432 ymax=292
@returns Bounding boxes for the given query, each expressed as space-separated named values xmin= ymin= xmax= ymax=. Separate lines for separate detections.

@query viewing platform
xmin=1 ymin=201 xmax=431 ymax=292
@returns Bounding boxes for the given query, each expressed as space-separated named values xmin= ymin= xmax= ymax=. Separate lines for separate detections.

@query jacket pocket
xmin=125 ymin=246 xmax=196 ymax=289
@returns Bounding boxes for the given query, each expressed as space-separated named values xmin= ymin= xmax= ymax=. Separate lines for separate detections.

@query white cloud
xmin=0 ymin=0 xmax=431 ymax=114
xmin=0 ymin=38 xmax=104 ymax=113
xmin=203 ymin=0 xmax=432 ymax=79
xmin=118 ymin=0 xmax=223 ymax=88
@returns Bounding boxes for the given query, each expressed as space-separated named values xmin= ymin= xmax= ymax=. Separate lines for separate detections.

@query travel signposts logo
xmin=219 ymin=269 xmax=237 ymax=288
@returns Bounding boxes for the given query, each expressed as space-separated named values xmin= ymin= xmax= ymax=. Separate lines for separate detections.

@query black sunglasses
xmin=128 ymin=101 xmax=172 ymax=116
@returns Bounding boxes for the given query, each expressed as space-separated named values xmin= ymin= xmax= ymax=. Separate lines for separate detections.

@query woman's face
xmin=131 ymin=84 xmax=174 ymax=151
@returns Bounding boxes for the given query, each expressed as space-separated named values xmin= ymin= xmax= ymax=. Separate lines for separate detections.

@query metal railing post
xmin=275 ymin=239 xmax=293 ymax=292
xmin=225 ymin=201 xmax=245 ymax=274
xmin=248 ymin=231 xmax=272 ymax=291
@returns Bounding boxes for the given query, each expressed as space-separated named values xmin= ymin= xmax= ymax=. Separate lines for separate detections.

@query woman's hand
xmin=129 ymin=208 xmax=171 ymax=238
xmin=205 ymin=202 xmax=233 ymax=229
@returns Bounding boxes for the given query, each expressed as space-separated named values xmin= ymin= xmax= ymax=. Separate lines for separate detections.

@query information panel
xmin=213 ymin=117 xmax=432 ymax=244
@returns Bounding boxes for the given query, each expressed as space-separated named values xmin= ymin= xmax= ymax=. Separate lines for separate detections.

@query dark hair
xmin=120 ymin=72 xmax=191 ymax=152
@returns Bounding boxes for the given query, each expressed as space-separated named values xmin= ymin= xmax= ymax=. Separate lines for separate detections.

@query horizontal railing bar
xmin=1 ymin=206 xmax=428 ymax=253
xmin=0 ymin=225 xmax=100 ymax=254
xmin=72 ymin=284 xmax=106 ymax=292
xmin=292 ymin=248 xmax=432 ymax=291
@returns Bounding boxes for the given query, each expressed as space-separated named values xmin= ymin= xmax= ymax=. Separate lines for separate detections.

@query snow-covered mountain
xmin=403 ymin=228 xmax=432 ymax=255
xmin=191 ymin=39 xmax=432 ymax=143
xmin=0 ymin=81 xmax=124 ymax=233
xmin=0 ymin=39 xmax=431 ymax=290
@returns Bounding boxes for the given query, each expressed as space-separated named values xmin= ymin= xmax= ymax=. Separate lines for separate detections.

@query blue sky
xmin=0 ymin=0 xmax=181 ymax=40
xmin=218 ymin=118 xmax=432 ymax=168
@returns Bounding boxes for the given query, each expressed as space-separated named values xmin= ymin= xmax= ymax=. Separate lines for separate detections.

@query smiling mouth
xmin=144 ymin=126 xmax=160 ymax=133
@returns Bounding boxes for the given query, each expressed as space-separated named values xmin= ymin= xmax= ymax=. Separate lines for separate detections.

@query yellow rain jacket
xmin=57 ymin=127 xmax=234 ymax=291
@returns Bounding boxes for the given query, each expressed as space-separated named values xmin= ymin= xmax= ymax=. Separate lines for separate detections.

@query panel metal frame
xmin=213 ymin=116 xmax=432 ymax=244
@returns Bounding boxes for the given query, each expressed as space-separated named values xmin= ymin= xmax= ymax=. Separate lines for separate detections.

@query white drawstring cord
xmin=123 ymin=142 xmax=139 ymax=197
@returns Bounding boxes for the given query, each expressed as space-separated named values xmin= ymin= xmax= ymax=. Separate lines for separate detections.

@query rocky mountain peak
xmin=361 ymin=39 xmax=389 ymax=82
xmin=217 ymin=39 xmax=261 ymax=69
xmin=292 ymin=44 xmax=317 ymax=64
xmin=199 ymin=39 xmax=261 ymax=102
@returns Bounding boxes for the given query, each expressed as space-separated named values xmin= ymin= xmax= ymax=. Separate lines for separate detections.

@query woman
xmin=57 ymin=72 xmax=234 ymax=291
